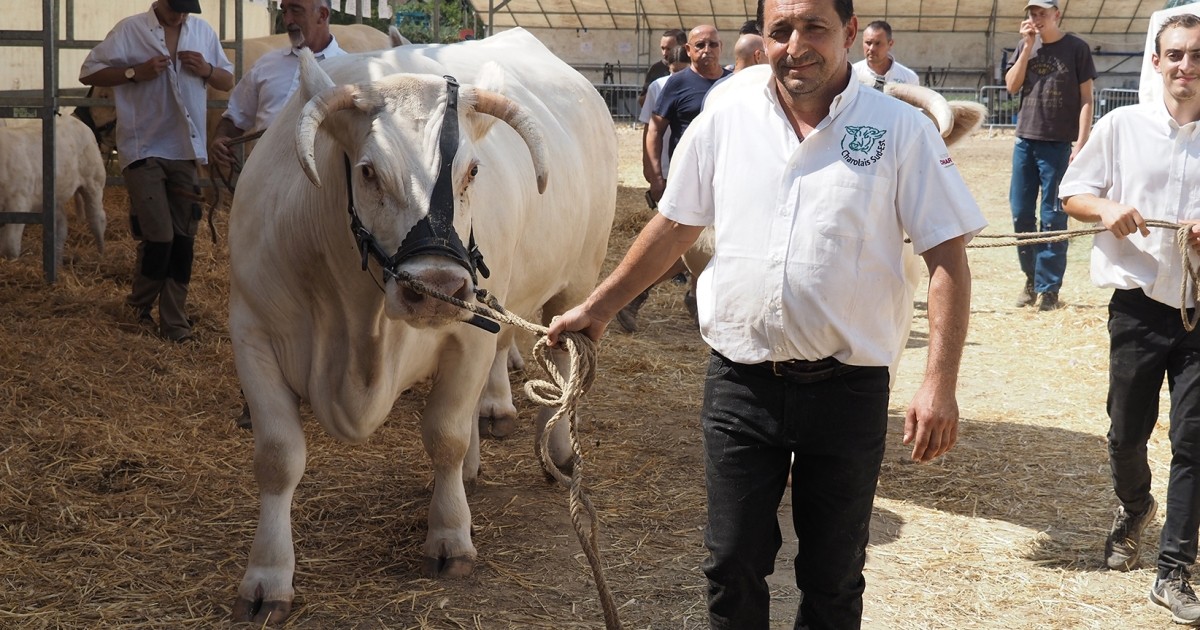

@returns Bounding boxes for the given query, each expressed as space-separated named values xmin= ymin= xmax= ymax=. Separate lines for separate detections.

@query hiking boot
xmin=129 ymin=304 xmax=155 ymax=327
xmin=1151 ymin=567 xmax=1200 ymax=625
xmin=1106 ymin=497 xmax=1157 ymax=571
xmin=614 ymin=287 xmax=651 ymax=333
xmin=1015 ymin=278 xmax=1037 ymax=307
xmin=1038 ymin=292 xmax=1062 ymax=311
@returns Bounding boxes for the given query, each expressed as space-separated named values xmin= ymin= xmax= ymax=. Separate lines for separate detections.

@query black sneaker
xmin=1015 ymin=278 xmax=1036 ymax=307
xmin=1151 ymin=567 xmax=1200 ymax=625
xmin=1106 ymin=497 xmax=1157 ymax=571
xmin=1038 ymin=292 xmax=1063 ymax=311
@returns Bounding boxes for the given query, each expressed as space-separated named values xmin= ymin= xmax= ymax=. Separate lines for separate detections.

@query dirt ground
xmin=0 ymin=123 xmax=1182 ymax=629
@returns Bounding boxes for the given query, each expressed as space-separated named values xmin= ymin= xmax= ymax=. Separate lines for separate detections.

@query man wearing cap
xmin=210 ymin=0 xmax=345 ymax=168
xmin=81 ymin=0 xmax=234 ymax=343
xmin=1004 ymin=0 xmax=1095 ymax=312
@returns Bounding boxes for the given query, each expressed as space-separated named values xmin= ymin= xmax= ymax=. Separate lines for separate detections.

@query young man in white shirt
xmin=1060 ymin=14 xmax=1200 ymax=626
xmin=549 ymin=0 xmax=985 ymax=625
xmin=80 ymin=0 xmax=234 ymax=343
xmin=210 ymin=0 xmax=345 ymax=167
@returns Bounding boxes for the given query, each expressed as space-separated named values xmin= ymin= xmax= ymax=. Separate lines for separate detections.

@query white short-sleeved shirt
xmin=223 ymin=37 xmax=347 ymax=133
xmin=638 ymin=74 xmax=674 ymax=176
xmin=1059 ymin=101 xmax=1200 ymax=308
xmin=852 ymin=58 xmax=920 ymax=88
xmin=80 ymin=4 xmax=233 ymax=169
xmin=659 ymin=64 xmax=986 ymax=367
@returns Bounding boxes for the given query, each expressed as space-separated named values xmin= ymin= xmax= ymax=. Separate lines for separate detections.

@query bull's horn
xmin=461 ymin=88 xmax=549 ymax=194
xmin=296 ymin=83 xmax=359 ymax=187
xmin=883 ymin=83 xmax=954 ymax=139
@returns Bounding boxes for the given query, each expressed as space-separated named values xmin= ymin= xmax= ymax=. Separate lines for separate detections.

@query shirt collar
xmin=286 ymin=34 xmax=342 ymax=60
xmin=760 ymin=63 xmax=860 ymax=131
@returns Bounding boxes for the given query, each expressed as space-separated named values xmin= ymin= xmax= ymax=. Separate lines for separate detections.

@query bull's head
xmin=72 ymin=86 xmax=119 ymax=157
xmin=294 ymin=51 xmax=548 ymax=329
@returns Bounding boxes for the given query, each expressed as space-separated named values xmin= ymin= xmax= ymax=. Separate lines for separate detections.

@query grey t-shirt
xmin=1010 ymin=33 xmax=1097 ymax=142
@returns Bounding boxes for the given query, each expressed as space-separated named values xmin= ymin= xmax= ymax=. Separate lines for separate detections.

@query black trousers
xmin=1107 ymin=288 xmax=1200 ymax=578
xmin=701 ymin=351 xmax=889 ymax=630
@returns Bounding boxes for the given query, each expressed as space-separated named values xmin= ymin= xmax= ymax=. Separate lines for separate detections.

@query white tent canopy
xmin=469 ymin=0 xmax=1169 ymax=35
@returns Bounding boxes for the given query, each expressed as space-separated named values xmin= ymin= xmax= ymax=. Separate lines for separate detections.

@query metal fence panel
xmin=1096 ymin=88 xmax=1139 ymax=120
xmin=594 ymin=84 xmax=641 ymax=122
xmin=978 ymin=86 xmax=1019 ymax=128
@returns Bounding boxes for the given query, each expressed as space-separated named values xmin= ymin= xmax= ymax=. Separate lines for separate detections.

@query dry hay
xmin=0 ymin=125 xmax=1181 ymax=629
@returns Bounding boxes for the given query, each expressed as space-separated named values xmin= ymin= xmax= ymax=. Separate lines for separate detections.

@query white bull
xmin=0 ymin=114 xmax=106 ymax=263
xmin=227 ymin=28 xmax=616 ymax=624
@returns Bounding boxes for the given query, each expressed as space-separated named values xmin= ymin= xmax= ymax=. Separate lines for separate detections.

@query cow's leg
xmin=0 ymin=223 xmax=22 ymax=260
xmin=79 ymin=184 xmax=107 ymax=254
xmin=478 ymin=333 xmax=518 ymax=439
xmin=231 ymin=347 xmax=306 ymax=625
xmin=53 ymin=203 xmax=68 ymax=266
xmin=419 ymin=345 xmax=488 ymax=578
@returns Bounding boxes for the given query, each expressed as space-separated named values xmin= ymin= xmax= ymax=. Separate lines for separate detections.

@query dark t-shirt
xmin=654 ymin=66 xmax=732 ymax=157
xmin=641 ymin=60 xmax=669 ymax=96
xmin=1009 ymin=33 xmax=1097 ymax=142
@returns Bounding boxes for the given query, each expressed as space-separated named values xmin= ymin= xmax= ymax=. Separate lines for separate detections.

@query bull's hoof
xmin=479 ymin=415 xmax=517 ymax=440
xmin=236 ymin=402 xmax=252 ymax=430
xmin=231 ymin=593 xmax=292 ymax=625
xmin=420 ymin=554 xmax=475 ymax=578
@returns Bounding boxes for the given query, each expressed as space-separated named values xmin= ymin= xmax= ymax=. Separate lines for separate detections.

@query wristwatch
xmin=124 ymin=67 xmax=137 ymax=83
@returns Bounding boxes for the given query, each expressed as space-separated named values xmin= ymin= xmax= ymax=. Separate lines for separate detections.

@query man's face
xmin=156 ymin=2 xmax=187 ymax=27
xmin=1155 ymin=25 xmax=1200 ymax=104
xmin=281 ymin=0 xmax=328 ymax=48
xmin=1025 ymin=6 xmax=1058 ymax=32
xmin=686 ymin=27 xmax=723 ymax=74
xmin=660 ymin=35 xmax=675 ymax=61
xmin=861 ymin=27 xmax=892 ymax=64
xmin=763 ymin=0 xmax=855 ymax=98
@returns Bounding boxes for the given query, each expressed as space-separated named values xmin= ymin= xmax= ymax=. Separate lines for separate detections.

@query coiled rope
xmin=967 ymin=220 xmax=1200 ymax=331
xmin=385 ymin=268 xmax=623 ymax=630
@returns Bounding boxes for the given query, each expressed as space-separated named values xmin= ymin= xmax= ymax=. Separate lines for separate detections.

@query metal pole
xmin=41 ymin=0 xmax=58 ymax=282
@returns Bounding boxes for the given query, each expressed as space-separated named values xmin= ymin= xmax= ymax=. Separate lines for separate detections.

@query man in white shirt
xmin=210 ymin=0 xmax=345 ymax=167
xmin=80 ymin=0 xmax=234 ymax=343
xmin=1060 ymin=14 xmax=1200 ymax=626
xmin=548 ymin=0 xmax=984 ymax=625
xmin=852 ymin=20 xmax=920 ymax=88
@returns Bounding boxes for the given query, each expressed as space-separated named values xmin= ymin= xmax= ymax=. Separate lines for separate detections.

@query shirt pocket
xmin=807 ymin=172 xmax=895 ymax=240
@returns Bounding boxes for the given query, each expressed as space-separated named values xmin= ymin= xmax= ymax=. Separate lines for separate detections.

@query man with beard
xmin=80 ymin=0 xmax=234 ymax=343
xmin=1060 ymin=14 xmax=1200 ymax=626
xmin=210 ymin=0 xmax=345 ymax=168
xmin=547 ymin=0 xmax=985 ymax=626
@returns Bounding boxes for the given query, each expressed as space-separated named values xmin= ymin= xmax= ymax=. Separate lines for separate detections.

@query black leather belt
xmin=746 ymin=355 xmax=859 ymax=384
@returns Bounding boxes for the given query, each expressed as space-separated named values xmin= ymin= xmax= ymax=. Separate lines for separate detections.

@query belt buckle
xmin=771 ymin=361 xmax=785 ymax=377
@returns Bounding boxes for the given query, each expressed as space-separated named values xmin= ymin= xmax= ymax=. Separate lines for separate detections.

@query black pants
xmin=1107 ymin=288 xmax=1200 ymax=578
xmin=701 ymin=351 xmax=889 ymax=630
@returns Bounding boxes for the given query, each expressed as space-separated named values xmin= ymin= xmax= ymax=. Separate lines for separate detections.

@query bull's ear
xmin=298 ymin=48 xmax=335 ymax=101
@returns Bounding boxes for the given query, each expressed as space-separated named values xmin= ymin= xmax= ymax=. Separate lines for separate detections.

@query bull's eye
xmin=469 ymin=164 xmax=479 ymax=178
xmin=360 ymin=163 xmax=376 ymax=182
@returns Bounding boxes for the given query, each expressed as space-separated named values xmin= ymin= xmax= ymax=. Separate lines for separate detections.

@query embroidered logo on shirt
xmin=841 ymin=126 xmax=887 ymax=167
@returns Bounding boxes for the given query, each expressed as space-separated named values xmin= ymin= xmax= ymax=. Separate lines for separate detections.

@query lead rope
xmin=384 ymin=268 xmax=622 ymax=630
xmin=963 ymin=220 xmax=1200 ymax=331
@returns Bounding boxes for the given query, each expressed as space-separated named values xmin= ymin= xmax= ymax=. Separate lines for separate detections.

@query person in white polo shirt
xmin=210 ymin=0 xmax=345 ymax=168
xmin=1060 ymin=14 xmax=1200 ymax=626
xmin=852 ymin=20 xmax=919 ymax=88
xmin=548 ymin=0 xmax=985 ymax=625
xmin=80 ymin=0 xmax=234 ymax=343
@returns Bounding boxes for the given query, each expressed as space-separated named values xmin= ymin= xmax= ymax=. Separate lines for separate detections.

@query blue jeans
xmin=1106 ymin=289 xmax=1200 ymax=578
xmin=700 ymin=352 xmax=889 ymax=630
xmin=1010 ymin=138 xmax=1072 ymax=294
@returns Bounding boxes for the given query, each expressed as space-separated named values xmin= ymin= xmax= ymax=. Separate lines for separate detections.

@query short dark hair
xmin=663 ymin=28 xmax=688 ymax=45
xmin=1156 ymin=13 xmax=1200 ymax=55
xmin=864 ymin=20 xmax=893 ymax=39
xmin=666 ymin=45 xmax=690 ymax=65
xmin=739 ymin=19 xmax=761 ymax=35
xmin=757 ymin=0 xmax=853 ymax=32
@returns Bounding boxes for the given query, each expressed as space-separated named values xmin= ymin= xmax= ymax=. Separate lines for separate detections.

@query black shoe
xmin=1151 ymin=566 xmax=1200 ymax=625
xmin=129 ymin=304 xmax=154 ymax=326
xmin=1015 ymin=278 xmax=1036 ymax=307
xmin=615 ymin=287 xmax=651 ymax=333
xmin=1038 ymin=292 xmax=1062 ymax=311
xmin=1105 ymin=497 xmax=1157 ymax=571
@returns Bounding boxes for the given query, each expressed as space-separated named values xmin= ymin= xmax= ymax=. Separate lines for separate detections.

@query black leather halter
xmin=342 ymin=76 xmax=498 ymax=333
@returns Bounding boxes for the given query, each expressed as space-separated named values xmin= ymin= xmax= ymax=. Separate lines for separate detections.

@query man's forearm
xmin=922 ymin=237 xmax=971 ymax=390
